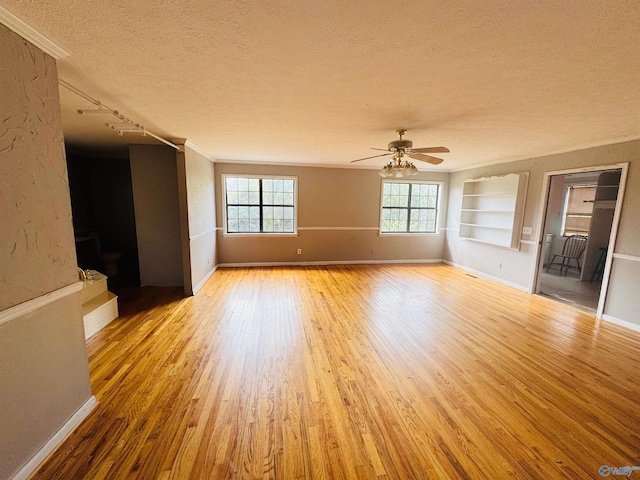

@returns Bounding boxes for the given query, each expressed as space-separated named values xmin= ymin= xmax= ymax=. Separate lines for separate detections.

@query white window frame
xmin=221 ymin=174 xmax=298 ymax=237
xmin=560 ymin=184 xmax=596 ymax=237
xmin=378 ymin=180 xmax=443 ymax=236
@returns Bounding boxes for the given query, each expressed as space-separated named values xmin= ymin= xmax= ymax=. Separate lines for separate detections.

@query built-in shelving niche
xmin=459 ymin=172 xmax=529 ymax=249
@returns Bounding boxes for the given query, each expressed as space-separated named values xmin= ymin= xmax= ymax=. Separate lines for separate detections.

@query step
xmin=80 ymin=270 xmax=108 ymax=304
xmin=83 ymin=291 xmax=118 ymax=340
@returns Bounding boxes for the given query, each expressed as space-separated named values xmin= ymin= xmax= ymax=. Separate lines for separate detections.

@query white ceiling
xmin=3 ymin=1 xmax=640 ymax=170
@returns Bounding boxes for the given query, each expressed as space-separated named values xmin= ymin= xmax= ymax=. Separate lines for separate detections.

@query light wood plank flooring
xmin=30 ymin=264 xmax=640 ymax=479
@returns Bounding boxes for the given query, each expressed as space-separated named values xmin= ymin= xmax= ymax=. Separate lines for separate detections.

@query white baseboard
xmin=218 ymin=259 xmax=443 ymax=268
xmin=602 ymin=314 xmax=640 ymax=334
xmin=192 ymin=265 xmax=219 ymax=294
xmin=11 ymin=395 xmax=97 ymax=480
xmin=443 ymin=260 xmax=529 ymax=292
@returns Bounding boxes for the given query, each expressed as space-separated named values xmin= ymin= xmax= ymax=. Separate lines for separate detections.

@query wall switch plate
xmin=522 ymin=226 xmax=532 ymax=235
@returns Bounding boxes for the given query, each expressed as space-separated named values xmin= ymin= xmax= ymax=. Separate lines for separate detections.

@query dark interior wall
xmin=89 ymin=158 xmax=138 ymax=254
xmin=66 ymin=153 xmax=139 ymax=283
xmin=66 ymin=155 xmax=93 ymax=230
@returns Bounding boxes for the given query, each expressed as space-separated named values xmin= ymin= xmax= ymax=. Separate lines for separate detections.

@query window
xmin=380 ymin=181 xmax=440 ymax=233
xmin=562 ymin=185 xmax=595 ymax=236
xmin=223 ymin=175 xmax=297 ymax=234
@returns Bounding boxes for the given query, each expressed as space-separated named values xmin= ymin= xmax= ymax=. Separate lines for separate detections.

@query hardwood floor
xmin=30 ymin=264 xmax=640 ymax=479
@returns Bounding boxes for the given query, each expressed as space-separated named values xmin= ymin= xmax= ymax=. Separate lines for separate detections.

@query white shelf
xmin=461 ymin=237 xmax=511 ymax=248
xmin=461 ymin=193 xmax=515 ymax=197
xmin=461 ymin=209 xmax=514 ymax=213
xmin=459 ymin=223 xmax=512 ymax=231
xmin=458 ymin=173 xmax=529 ymax=249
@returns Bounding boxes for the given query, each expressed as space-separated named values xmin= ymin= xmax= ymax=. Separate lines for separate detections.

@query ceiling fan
xmin=351 ymin=129 xmax=449 ymax=177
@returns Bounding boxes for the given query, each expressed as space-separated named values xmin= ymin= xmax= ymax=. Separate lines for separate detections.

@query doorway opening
xmin=66 ymin=151 xmax=141 ymax=292
xmin=532 ymin=165 xmax=627 ymax=315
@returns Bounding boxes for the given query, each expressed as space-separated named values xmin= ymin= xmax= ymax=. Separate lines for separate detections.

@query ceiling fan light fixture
xmin=378 ymin=160 xmax=419 ymax=178
xmin=378 ymin=163 xmax=394 ymax=177
xmin=357 ymin=129 xmax=449 ymax=173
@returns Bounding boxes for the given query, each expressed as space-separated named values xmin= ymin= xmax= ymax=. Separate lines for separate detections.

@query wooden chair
xmin=546 ymin=235 xmax=588 ymax=276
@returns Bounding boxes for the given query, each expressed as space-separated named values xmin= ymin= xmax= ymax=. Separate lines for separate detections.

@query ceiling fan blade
xmin=350 ymin=153 xmax=392 ymax=163
xmin=408 ymin=152 xmax=444 ymax=165
xmin=370 ymin=148 xmax=390 ymax=152
xmin=411 ymin=147 xmax=450 ymax=153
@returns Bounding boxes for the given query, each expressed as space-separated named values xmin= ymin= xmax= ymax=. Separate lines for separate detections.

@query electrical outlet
xmin=522 ymin=226 xmax=532 ymax=235
xmin=297 ymin=248 xmax=302 ymax=255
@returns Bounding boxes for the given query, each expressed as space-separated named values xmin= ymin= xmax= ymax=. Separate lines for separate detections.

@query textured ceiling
xmin=3 ymin=1 xmax=640 ymax=170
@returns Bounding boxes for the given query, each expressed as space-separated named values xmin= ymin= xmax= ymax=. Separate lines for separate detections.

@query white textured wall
xmin=183 ymin=146 xmax=217 ymax=292
xmin=605 ymin=258 xmax=640 ymax=323
xmin=0 ymin=30 xmax=77 ymax=310
xmin=0 ymin=25 xmax=92 ymax=480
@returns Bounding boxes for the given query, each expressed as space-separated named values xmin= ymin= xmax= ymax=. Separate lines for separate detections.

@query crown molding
xmin=0 ymin=5 xmax=69 ymax=59
xmin=184 ymin=140 xmax=215 ymax=162
xmin=450 ymin=135 xmax=640 ymax=173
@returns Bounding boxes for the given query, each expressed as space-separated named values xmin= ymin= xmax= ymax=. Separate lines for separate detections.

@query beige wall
xmin=215 ymin=163 xmax=448 ymax=264
xmin=605 ymin=259 xmax=640 ymax=322
xmin=0 ymin=296 xmax=91 ymax=479
xmin=130 ymin=145 xmax=184 ymax=286
xmin=444 ymin=139 xmax=640 ymax=326
xmin=176 ymin=145 xmax=217 ymax=294
xmin=0 ymin=36 xmax=77 ymax=310
xmin=0 ymin=25 xmax=92 ymax=480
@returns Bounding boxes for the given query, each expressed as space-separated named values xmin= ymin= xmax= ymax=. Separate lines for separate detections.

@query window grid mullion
xmin=381 ymin=182 xmax=439 ymax=234
xmin=225 ymin=186 xmax=231 ymax=233
xmin=259 ymin=179 xmax=264 ymax=233
xmin=406 ymin=184 xmax=413 ymax=232
xmin=224 ymin=176 xmax=296 ymax=234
